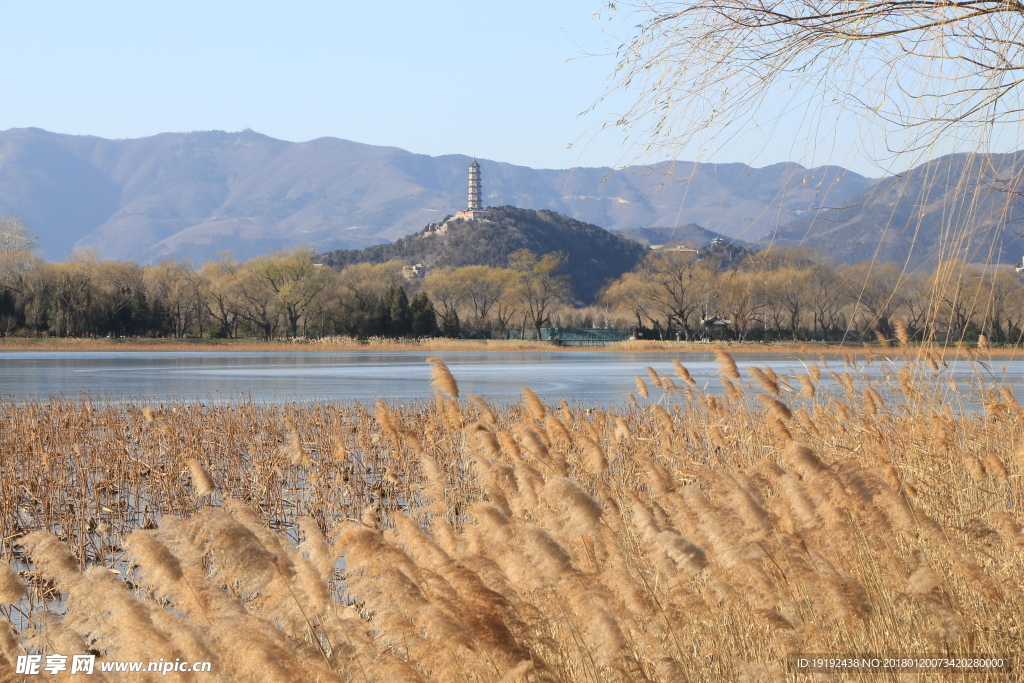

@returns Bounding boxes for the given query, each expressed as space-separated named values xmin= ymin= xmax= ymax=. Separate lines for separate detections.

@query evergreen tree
xmin=441 ymin=309 xmax=461 ymax=338
xmin=367 ymin=298 xmax=389 ymax=337
xmin=130 ymin=289 xmax=155 ymax=336
xmin=0 ymin=288 xmax=19 ymax=335
xmin=410 ymin=292 xmax=439 ymax=337
xmin=383 ymin=285 xmax=412 ymax=337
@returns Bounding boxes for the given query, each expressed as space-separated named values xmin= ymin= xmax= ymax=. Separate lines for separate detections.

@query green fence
xmin=509 ymin=328 xmax=633 ymax=344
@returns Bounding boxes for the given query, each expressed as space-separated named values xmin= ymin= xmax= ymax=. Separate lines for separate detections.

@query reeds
xmin=2 ymin=355 xmax=1023 ymax=681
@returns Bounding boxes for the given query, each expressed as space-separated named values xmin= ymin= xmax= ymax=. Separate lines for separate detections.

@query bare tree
xmin=449 ymin=265 xmax=516 ymax=335
xmin=47 ymin=260 xmax=93 ymax=337
xmin=631 ymin=251 xmax=717 ymax=339
xmin=144 ymin=261 xmax=203 ymax=338
xmin=841 ymin=261 xmax=908 ymax=338
xmin=248 ymin=249 xmax=330 ymax=338
xmin=895 ymin=271 xmax=935 ymax=340
xmin=599 ymin=0 xmax=1024 ymax=165
xmin=422 ymin=267 xmax=467 ymax=334
xmin=597 ymin=0 xmax=1024 ymax=346
xmin=979 ymin=269 xmax=1021 ymax=341
xmin=201 ymin=257 xmax=242 ymax=338
xmin=324 ymin=261 xmax=405 ymax=337
xmin=0 ymin=217 xmax=39 ymax=298
xmin=0 ymin=217 xmax=37 ymax=255
xmin=509 ymin=250 xmax=571 ymax=338
xmin=804 ymin=263 xmax=846 ymax=340
xmin=767 ymin=268 xmax=810 ymax=340
xmin=929 ymin=258 xmax=985 ymax=340
xmin=601 ymin=270 xmax=658 ymax=331
xmin=718 ymin=271 xmax=760 ymax=340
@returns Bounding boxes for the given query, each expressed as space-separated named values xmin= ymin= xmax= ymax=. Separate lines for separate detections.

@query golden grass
xmin=1 ymin=354 xmax=1022 ymax=681
xmin=6 ymin=335 xmax=1024 ymax=358
xmin=0 ymin=337 xmax=563 ymax=353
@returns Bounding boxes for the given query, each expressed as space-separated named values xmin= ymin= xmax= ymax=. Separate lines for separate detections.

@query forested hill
xmin=319 ymin=206 xmax=649 ymax=304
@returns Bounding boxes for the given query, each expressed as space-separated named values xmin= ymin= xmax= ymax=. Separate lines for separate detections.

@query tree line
xmin=0 ymin=218 xmax=574 ymax=340
xmin=2 ymin=212 xmax=1021 ymax=343
xmin=599 ymin=247 xmax=1024 ymax=344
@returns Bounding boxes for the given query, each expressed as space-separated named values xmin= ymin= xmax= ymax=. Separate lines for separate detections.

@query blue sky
xmin=0 ymin=1 xmax=987 ymax=178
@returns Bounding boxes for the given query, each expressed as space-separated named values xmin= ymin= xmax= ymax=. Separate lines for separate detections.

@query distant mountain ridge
xmin=765 ymin=151 xmax=1024 ymax=266
xmin=0 ymin=127 xmax=873 ymax=263
xmin=12 ymin=126 xmax=1023 ymax=269
xmin=320 ymin=206 xmax=649 ymax=304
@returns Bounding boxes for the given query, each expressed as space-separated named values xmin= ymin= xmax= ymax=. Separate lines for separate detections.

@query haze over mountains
xmin=0 ymin=128 xmax=873 ymax=263
xmin=3 ymin=127 xmax=1023 ymax=268
xmin=768 ymin=151 xmax=1024 ymax=267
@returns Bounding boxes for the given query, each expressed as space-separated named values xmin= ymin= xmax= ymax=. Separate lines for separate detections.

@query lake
xmin=0 ymin=350 xmax=1017 ymax=405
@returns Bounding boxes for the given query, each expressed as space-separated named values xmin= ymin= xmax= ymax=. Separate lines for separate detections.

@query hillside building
xmin=402 ymin=263 xmax=426 ymax=279
xmin=423 ymin=158 xmax=492 ymax=236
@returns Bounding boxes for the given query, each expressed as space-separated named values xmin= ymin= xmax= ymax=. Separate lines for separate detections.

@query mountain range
xmin=767 ymin=151 xmax=1024 ymax=268
xmin=3 ymin=126 xmax=1024 ymax=268
xmin=0 ymin=127 xmax=872 ymax=263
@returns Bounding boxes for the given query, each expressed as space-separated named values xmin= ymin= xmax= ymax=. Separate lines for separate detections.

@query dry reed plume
xmin=1 ymin=355 xmax=1022 ymax=680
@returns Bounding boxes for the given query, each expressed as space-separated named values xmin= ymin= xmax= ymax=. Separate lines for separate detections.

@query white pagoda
xmin=455 ymin=158 xmax=486 ymax=219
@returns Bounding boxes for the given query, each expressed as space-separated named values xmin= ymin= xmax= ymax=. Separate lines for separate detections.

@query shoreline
xmin=1 ymin=336 xmax=1022 ymax=357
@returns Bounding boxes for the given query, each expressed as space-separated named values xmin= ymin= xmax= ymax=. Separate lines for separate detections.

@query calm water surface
xmin=0 ymin=350 xmax=1019 ymax=405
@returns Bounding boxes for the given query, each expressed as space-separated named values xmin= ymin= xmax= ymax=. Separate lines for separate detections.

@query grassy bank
xmin=0 ymin=354 xmax=1021 ymax=680
xmin=3 ymin=334 xmax=1024 ymax=358
xmin=0 ymin=336 xmax=555 ymax=353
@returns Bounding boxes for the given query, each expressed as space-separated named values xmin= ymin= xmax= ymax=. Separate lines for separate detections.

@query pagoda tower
xmin=450 ymin=158 xmax=486 ymax=221
xmin=467 ymin=158 xmax=482 ymax=210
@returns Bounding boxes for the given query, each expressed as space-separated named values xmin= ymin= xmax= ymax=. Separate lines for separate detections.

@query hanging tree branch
xmin=598 ymin=0 xmax=1024 ymax=163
